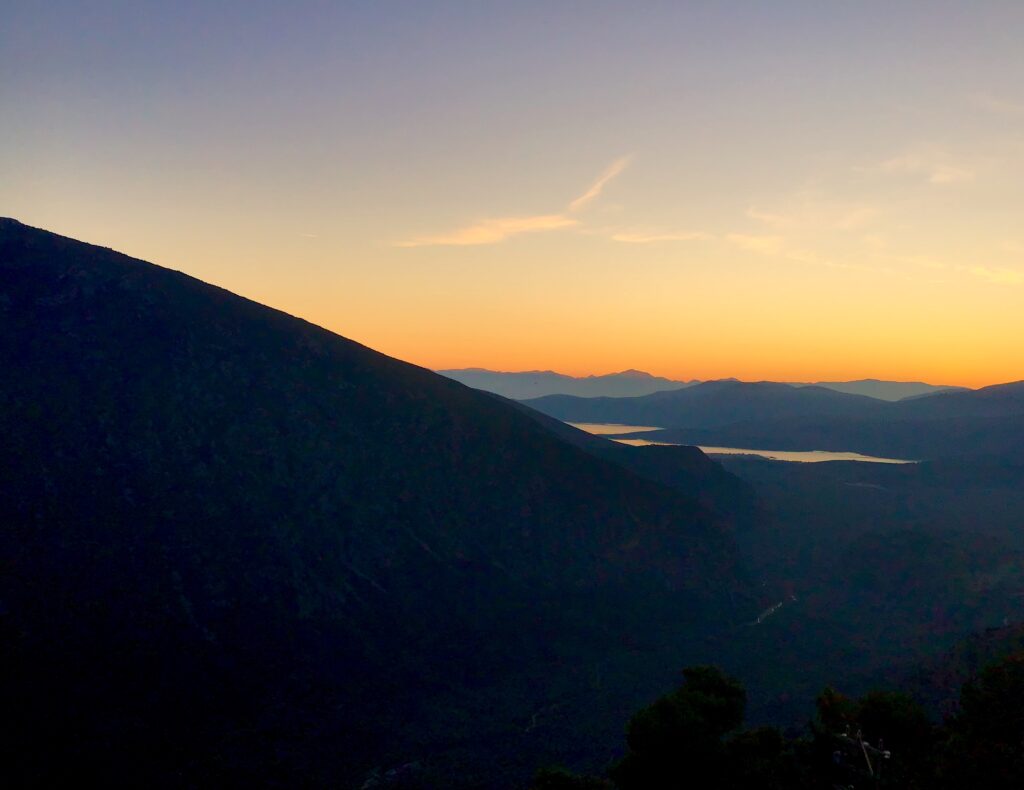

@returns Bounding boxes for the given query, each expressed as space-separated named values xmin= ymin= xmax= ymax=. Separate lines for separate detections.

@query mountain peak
xmin=1 ymin=220 xmax=744 ymax=787
xmin=438 ymin=367 xmax=694 ymax=399
xmin=609 ymin=368 xmax=654 ymax=379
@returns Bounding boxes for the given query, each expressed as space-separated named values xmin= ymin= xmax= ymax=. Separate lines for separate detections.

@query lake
xmin=568 ymin=422 xmax=916 ymax=464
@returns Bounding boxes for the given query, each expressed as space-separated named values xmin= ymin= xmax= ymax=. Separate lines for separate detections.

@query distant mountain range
xmin=439 ymin=368 xmax=965 ymax=401
xmin=5 ymin=217 xmax=1020 ymax=787
xmin=0 ymin=219 xmax=750 ymax=787
xmin=437 ymin=367 xmax=698 ymax=399
xmin=525 ymin=380 xmax=886 ymax=430
xmin=524 ymin=379 xmax=1024 ymax=461
xmin=793 ymin=378 xmax=968 ymax=401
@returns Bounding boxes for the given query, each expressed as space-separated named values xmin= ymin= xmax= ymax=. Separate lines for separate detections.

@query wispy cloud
xmin=726 ymin=234 xmax=786 ymax=254
xmin=747 ymin=200 xmax=876 ymax=231
xmin=963 ymin=265 xmax=1024 ymax=285
xmin=568 ymin=155 xmax=632 ymax=212
xmin=396 ymin=155 xmax=631 ymax=247
xmin=877 ymin=145 xmax=975 ymax=185
xmin=832 ymin=206 xmax=878 ymax=230
xmin=970 ymin=92 xmax=1024 ymax=117
xmin=745 ymin=208 xmax=792 ymax=228
xmin=610 ymin=230 xmax=711 ymax=244
xmin=396 ymin=214 xmax=578 ymax=247
xmin=725 ymin=232 xmax=901 ymax=277
xmin=877 ymin=251 xmax=1024 ymax=286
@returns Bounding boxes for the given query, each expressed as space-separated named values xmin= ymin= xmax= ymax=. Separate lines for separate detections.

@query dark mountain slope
xmin=524 ymin=379 xmax=883 ymax=429
xmin=500 ymin=396 xmax=758 ymax=528
xmin=525 ymin=378 xmax=1024 ymax=461
xmin=905 ymin=622 xmax=1024 ymax=718
xmin=581 ymin=375 xmax=1019 ymax=456
xmin=611 ymin=382 xmax=1024 ymax=460
xmin=616 ymin=415 xmax=1024 ymax=461
xmin=887 ymin=379 xmax=1024 ymax=419
xmin=697 ymin=453 xmax=1024 ymax=728
xmin=0 ymin=219 xmax=748 ymax=787
xmin=797 ymin=378 xmax=967 ymax=401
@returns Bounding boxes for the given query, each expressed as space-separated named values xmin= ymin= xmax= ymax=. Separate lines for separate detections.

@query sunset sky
xmin=3 ymin=2 xmax=1023 ymax=387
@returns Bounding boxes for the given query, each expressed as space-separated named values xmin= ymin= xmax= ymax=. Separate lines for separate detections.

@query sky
xmin=3 ymin=1 xmax=1023 ymax=387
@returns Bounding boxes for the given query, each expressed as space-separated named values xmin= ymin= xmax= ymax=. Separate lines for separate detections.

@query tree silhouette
xmin=609 ymin=665 xmax=745 ymax=789
xmin=940 ymin=654 xmax=1024 ymax=788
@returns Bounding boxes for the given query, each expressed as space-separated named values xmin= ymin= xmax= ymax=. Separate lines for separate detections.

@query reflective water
xmin=568 ymin=422 xmax=662 ymax=435
xmin=569 ymin=423 xmax=916 ymax=464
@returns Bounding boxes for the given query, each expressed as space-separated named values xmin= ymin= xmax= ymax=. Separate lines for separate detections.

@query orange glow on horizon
xmin=5 ymin=3 xmax=1024 ymax=394
xmin=315 ymin=313 xmax=1019 ymax=391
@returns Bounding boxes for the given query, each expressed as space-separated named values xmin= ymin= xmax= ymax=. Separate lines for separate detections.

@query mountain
xmin=887 ymin=379 xmax=1024 ymax=419
xmin=795 ymin=378 xmax=968 ymax=401
xmin=440 ymin=369 xmax=963 ymax=403
xmin=905 ymin=622 xmax=1024 ymax=718
xmin=523 ymin=379 xmax=884 ymax=430
xmin=496 ymin=395 xmax=758 ymax=528
xmin=702 ymin=450 xmax=1024 ymax=728
xmin=437 ymin=367 xmax=696 ymax=399
xmin=607 ymin=381 xmax=1024 ymax=461
xmin=0 ymin=219 xmax=750 ymax=787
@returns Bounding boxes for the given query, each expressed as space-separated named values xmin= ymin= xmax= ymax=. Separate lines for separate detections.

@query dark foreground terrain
xmin=3 ymin=218 xmax=1022 ymax=788
xmin=1 ymin=218 xmax=757 ymax=787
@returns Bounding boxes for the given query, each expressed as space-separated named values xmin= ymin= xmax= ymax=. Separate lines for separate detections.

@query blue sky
xmin=3 ymin=2 xmax=1024 ymax=384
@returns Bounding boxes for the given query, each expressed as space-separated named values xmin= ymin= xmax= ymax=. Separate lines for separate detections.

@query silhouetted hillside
xmin=498 ymin=396 xmax=758 ymax=529
xmin=0 ymin=219 xmax=750 ymax=787
xmin=888 ymin=379 xmax=1024 ymax=419
xmin=612 ymin=383 xmax=1024 ymax=461
xmin=905 ymin=622 xmax=1024 ymax=718
xmin=552 ymin=378 xmax=1024 ymax=461
xmin=705 ymin=453 xmax=1024 ymax=726
xmin=795 ymin=378 xmax=967 ymax=401
xmin=525 ymin=378 xmax=1024 ymax=461
xmin=524 ymin=380 xmax=883 ymax=429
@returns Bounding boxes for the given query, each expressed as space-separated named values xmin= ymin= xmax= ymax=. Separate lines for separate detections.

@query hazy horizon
xmin=0 ymin=211 xmax=1017 ymax=389
xmin=437 ymin=364 xmax=989 ymax=388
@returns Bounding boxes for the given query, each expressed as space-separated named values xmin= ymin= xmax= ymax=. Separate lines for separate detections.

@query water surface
xmin=568 ymin=422 xmax=662 ymax=435
xmin=570 ymin=423 xmax=915 ymax=464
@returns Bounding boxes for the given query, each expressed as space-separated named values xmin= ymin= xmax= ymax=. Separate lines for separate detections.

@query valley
xmin=2 ymin=218 xmax=1022 ymax=787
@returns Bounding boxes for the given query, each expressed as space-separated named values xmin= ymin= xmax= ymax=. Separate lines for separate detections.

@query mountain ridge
xmin=439 ymin=367 xmax=967 ymax=402
xmin=0 ymin=217 xmax=750 ymax=787
xmin=438 ymin=367 xmax=697 ymax=399
xmin=601 ymin=383 xmax=1024 ymax=461
xmin=523 ymin=379 xmax=887 ymax=430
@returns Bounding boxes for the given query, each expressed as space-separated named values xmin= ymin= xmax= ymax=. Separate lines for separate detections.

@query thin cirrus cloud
xmin=396 ymin=155 xmax=631 ymax=247
xmin=727 ymin=233 xmax=898 ymax=277
xmin=969 ymin=92 xmax=1024 ymax=117
xmin=567 ymin=155 xmax=633 ymax=212
xmin=609 ymin=230 xmax=712 ymax=244
xmin=877 ymin=145 xmax=975 ymax=185
xmin=880 ymin=253 xmax=1023 ymax=287
xmin=963 ymin=265 xmax=1024 ymax=285
xmin=394 ymin=214 xmax=579 ymax=247
xmin=725 ymin=233 xmax=787 ymax=254
xmin=747 ymin=201 xmax=877 ymax=231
